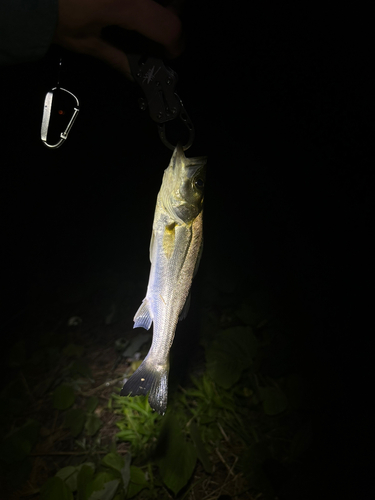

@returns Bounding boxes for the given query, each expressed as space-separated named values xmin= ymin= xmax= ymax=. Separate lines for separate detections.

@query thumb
xmin=61 ymin=35 xmax=134 ymax=80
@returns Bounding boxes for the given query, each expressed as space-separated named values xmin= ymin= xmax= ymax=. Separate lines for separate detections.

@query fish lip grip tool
xmin=128 ymin=54 xmax=194 ymax=151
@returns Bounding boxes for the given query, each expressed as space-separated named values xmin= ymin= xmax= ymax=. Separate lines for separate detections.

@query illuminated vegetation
xmin=0 ymin=283 xmax=312 ymax=499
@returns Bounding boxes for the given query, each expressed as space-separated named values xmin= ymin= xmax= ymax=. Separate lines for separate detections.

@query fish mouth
xmin=175 ymin=142 xmax=185 ymax=159
xmin=170 ymin=142 xmax=185 ymax=173
xmin=172 ymin=142 xmax=207 ymax=178
xmin=161 ymin=143 xmax=207 ymax=224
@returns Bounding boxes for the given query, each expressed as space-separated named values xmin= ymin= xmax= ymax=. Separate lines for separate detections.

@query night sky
xmin=1 ymin=2 xmax=370 ymax=496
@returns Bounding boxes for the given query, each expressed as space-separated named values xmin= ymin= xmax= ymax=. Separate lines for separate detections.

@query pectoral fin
xmin=133 ymin=298 xmax=153 ymax=330
xmin=162 ymin=222 xmax=176 ymax=259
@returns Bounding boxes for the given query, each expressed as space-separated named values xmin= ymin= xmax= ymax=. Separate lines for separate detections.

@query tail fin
xmin=120 ymin=358 xmax=169 ymax=415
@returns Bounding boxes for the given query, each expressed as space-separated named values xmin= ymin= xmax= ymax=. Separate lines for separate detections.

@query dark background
xmin=1 ymin=1 xmax=371 ymax=497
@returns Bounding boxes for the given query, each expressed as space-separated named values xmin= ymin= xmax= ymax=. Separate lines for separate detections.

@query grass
xmin=0 ymin=276 xmax=314 ymax=500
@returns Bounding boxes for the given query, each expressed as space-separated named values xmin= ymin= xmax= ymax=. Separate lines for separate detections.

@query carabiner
xmin=41 ymin=87 xmax=79 ymax=149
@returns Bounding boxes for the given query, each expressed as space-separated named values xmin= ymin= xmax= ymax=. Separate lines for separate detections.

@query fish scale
xmin=121 ymin=144 xmax=207 ymax=414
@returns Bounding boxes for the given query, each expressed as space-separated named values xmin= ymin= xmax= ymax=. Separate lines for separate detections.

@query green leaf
xmin=56 ymin=466 xmax=78 ymax=492
xmin=90 ymin=472 xmax=116 ymax=490
xmin=63 ymin=344 xmax=85 ymax=357
xmin=65 ymin=408 xmax=85 ymax=437
xmin=116 ymin=430 xmax=135 ymax=440
xmin=127 ymin=466 xmax=148 ymax=498
xmin=71 ymin=359 xmax=93 ymax=379
xmin=77 ymin=464 xmax=95 ymax=500
xmin=40 ymin=476 xmax=74 ymax=500
xmin=84 ymin=413 xmax=103 ymax=436
xmin=56 ymin=463 xmax=95 ymax=495
xmin=56 ymin=466 xmax=76 ymax=481
xmin=189 ymin=421 xmax=212 ymax=473
xmin=87 ymin=472 xmax=119 ymax=500
xmin=156 ymin=414 xmax=197 ymax=495
xmin=88 ymin=480 xmax=119 ymax=500
xmin=259 ymin=386 xmax=288 ymax=415
xmin=206 ymin=346 xmax=242 ymax=389
xmin=86 ymin=396 xmax=99 ymax=413
xmin=129 ymin=465 xmax=147 ymax=486
xmin=205 ymin=327 xmax=258 ymax=389
xmin=53 ymin=384 xmax=75 ymax=410
xmin=121 ymin=453 xmax=131 ymax=490
xmin=102 ymin=452 xmax=124 ymax=473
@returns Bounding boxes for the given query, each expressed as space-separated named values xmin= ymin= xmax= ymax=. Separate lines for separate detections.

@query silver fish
xmin=121 ymin=144 xmax=207 ymax=414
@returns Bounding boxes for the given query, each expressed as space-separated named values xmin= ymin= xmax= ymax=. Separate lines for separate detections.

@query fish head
xmin=162 ymin=144 xmax=207 ymax=224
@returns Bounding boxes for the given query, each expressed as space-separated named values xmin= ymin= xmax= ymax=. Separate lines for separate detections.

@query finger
xmin=113 ymin=0 xmax=184 ymax=58
xmin=64 ymin=35 xmax=134 ymax=79
xmin=90 ymin=38 xmax=134 ymax=79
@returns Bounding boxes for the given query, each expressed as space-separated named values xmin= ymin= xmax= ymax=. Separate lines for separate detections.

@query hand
xmin=53 ymin=0 xmax=184 ymax=79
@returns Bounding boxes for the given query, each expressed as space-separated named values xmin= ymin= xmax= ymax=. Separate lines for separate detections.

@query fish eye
xmin=194 ymin=178 xmax=204 ymax=189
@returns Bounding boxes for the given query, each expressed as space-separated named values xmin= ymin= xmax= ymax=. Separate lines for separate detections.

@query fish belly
xmin=121 ymin=213 xmax=202 ymax=414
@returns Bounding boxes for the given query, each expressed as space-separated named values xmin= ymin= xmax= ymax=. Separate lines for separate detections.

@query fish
xmin=120 ymin=144 xmax=207 ymax=415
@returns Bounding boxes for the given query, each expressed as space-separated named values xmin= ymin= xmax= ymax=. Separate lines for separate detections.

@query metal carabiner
xmin=41 ymin=87 xmax=79 ymax=149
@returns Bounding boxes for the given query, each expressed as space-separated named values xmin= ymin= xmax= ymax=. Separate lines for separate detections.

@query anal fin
xmin=133 ymin=298 xmax=153 ymax=330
